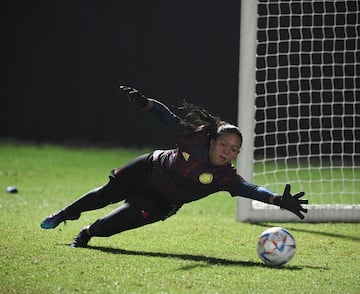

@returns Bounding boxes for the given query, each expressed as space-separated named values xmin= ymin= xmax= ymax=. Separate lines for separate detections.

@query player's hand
xmin=119 ymin=85 xmax=149 ymax=110
xmin=272 ymin=184 xmax=308 ymax=219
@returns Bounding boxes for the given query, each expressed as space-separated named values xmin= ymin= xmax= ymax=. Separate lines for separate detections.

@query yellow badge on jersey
xmin=182 ymin=152 xmax=190 ymax=161
xmin=199 ymin=173 xmax=213 ymax=184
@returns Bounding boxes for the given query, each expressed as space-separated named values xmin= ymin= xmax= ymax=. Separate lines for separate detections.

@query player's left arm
xmin=230 ymin=180 xmax=308 ymax=219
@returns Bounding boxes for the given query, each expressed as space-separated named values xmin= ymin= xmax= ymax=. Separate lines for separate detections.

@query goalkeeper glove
xmin=272 ymin=184 xmax=308 ymax=219
xmin=119 ymin=85 xmax=149 ymax=110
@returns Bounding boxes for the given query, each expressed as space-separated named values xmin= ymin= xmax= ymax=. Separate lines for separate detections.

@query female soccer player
xmin=40 ymin=86 xmax=308 ymax=247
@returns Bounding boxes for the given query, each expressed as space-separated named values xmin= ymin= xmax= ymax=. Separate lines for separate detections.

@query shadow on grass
xmin=255 ymin=223 xmax=360 ymax=242
xmin=83 ymin=245 xmax=325 ymax=271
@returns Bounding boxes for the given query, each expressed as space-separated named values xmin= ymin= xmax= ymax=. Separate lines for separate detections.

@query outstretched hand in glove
xmin=119 ymin=85 xmax=149 ymax=110
xmin=272 ymin=184 xmax=308 ymax=219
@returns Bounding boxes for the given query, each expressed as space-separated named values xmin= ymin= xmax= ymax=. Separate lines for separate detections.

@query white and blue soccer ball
xmin=257 ymin=227 xmax=296 ymax=266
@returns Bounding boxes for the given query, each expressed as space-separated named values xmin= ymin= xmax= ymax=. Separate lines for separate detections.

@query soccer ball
xmin=257 ymin=227 xmax=296 ymax=266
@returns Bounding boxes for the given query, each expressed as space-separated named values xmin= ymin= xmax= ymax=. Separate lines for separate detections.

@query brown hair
xmin=176 ymin=101 xmax=242 ymax=146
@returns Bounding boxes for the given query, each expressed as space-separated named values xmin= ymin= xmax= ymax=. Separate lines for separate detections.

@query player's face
xmin=209 ymin=132 xmax=241 ymax=166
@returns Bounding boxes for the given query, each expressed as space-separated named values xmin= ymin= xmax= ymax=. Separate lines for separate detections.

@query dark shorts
xmin=108 ymin=153 xmax=180 ymax=220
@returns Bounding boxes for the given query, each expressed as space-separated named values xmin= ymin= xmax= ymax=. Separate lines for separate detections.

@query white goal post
xmin=237 ymin=0 xmax=360 ymax=222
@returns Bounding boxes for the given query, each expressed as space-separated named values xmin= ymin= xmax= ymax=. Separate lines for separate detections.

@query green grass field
xmin=253 ymin=161 xmax=360 ymax=205
xmin=0 ymin=143 xmax=359 ymax=293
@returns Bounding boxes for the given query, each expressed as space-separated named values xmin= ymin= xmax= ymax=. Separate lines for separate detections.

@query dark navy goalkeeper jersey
xmin=146 ymin=100 xmax=275 ymax=207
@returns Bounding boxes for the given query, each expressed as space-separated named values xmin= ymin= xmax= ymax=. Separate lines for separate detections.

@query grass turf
xmin=0 ymin=143 xmax=359 ymax=293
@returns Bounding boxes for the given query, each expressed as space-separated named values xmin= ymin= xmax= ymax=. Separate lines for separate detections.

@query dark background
xmin=2 ymin=0 xmax=240 ymax=149
xmin=2 ymin=1 xmax=359 ymax=160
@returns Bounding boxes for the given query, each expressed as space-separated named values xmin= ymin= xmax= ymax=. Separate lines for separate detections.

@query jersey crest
xmin=199 ymin=173 xmax=213 ymax=184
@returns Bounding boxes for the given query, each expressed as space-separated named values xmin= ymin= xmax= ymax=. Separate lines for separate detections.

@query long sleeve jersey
xmin=146 ymin=99 xmax=275 ymax=207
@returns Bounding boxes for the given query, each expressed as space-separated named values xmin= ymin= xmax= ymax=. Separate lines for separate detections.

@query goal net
xmin=237 ymin=0 xmax=360 ymax=222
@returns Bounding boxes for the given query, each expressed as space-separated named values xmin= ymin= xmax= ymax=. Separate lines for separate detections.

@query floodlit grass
xmin=0 ymin=143 xmax=359 ymax=293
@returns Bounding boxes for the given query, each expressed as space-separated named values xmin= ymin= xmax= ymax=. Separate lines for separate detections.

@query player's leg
xmin=71 ymin=198 xmax=165 ymax=247
xmin=61 ymin=180 xmax=124 ymax=218
xmin=40 ymin=181 xmax=119 ymax=229
xmin=40 ymin=153 xmax=151 ymax=229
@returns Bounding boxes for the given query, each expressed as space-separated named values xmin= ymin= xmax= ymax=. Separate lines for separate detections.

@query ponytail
xmin=176 ymin=101 xmax=224 ymax=136
xmin=176 ymin=100 xmax=243 ymax=147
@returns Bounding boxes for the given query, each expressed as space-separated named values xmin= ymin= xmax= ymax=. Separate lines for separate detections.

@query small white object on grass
xmin=6 ymin=186 xmax=18 ymax=193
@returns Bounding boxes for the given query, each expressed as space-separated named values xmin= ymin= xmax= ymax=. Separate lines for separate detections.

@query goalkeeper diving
xmin=40 ymin=86 xmax=308 ymax=247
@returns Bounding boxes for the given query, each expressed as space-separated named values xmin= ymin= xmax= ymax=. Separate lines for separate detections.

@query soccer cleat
xmin=71 ymin=227 xmax=91 ymax=248
xmin=40 ymin=209 xmax=80 ymax=229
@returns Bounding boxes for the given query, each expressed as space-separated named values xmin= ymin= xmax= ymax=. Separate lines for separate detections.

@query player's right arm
xmin=120 ymin=85 xmax=180 ymax=127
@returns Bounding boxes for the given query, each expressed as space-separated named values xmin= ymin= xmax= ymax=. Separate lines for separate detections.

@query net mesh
xmin=254 ymin=0 xmax=359 ymax=205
